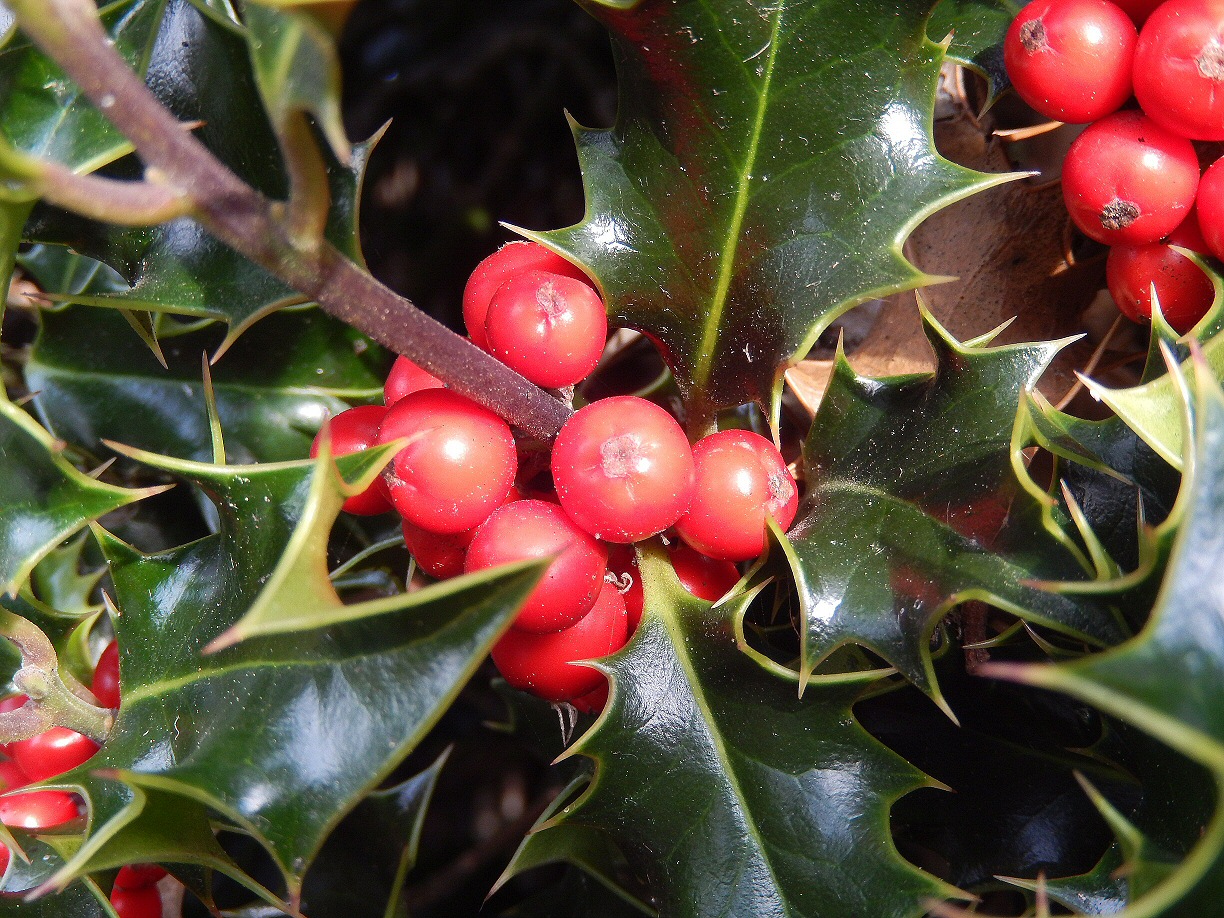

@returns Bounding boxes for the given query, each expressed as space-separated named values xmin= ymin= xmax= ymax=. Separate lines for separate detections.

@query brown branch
xmin=9 ymin=0 xmax=573 ymax=440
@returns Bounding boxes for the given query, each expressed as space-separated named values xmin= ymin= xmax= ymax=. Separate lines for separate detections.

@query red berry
xmin=491 ymin=582 xmax=629 ymax=702
xmin=1061 ymin=111 xmax=1200 ymax=244
xmin=551 ymin=397 xmax=695 ymax=543
xmin=669 ymin=544 xmax=741 ymax=603
xmin=110 ymin=884 xmax=162 ymax=918
xmin=1200 ymin=157 xmax=1224 ymax=260
xmin=607 ymin=545 xmax=644 ymax=634
xmin=383 ymin=356 xmax=444 ymax=405
xmin=1112 ymin=0 xmax=1166 ymax=23
xmin=1004 ymin=0 xmax=1137 ymax=123
xmin=675 ymin=430 xmax=798 ymax=561
xmin=0 ymin=760 xmax=29 ymax=792
xmin=10 ymin=728 xmax=100 ymax=782
xmin=93 ymin=640 xmax=121 ymax=709
xmin=485 ymin=271 xmax=607 ymax=389
xmin=463 ymin=241 xmax=596 ymax=350
xmin=465 ymin=500 xmax=609 ymax=633
xmin=378 ymin=389 xmax=516 ymax=534
xmin=1107 ymin=213 xmax=1215 ymax=332
xmin=0 ymin=843 xmax=10 ymax=876
xmin=1134 ymin=0 xmax=1224 ymax=140
xmin=402 ymin=520 xmax=474 ymax=580
xmin=114 ymin=863 xmax=168 ymax=891
xmin=310 ymin=405 xmax=394 ymax=516
xmin=0 ymin=789 xmax=81 ymax=829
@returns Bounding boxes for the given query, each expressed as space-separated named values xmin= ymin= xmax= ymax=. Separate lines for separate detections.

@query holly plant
xmin=0 ymin=0 xmax=1223 ymax=916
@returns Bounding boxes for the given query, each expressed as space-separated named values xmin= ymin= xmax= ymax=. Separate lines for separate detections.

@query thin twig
xmin=8 ymin=0 xmax=572 ymax=440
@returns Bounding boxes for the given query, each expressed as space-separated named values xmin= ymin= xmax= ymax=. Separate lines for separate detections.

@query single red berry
xmin=1004 ymin=0 xmax=1138 ymax=123
xmin=551 ymin=397 xmax=695 ymax=543
xmin=0 ymin=759 xmax=29 ymax=792
xmin=310 ymin=405 xmax=394 ymax=516
xmin=402 ymin=520 xmax=474 ymax=580
xmin=92 ymin=640 xmax=121 ymax=709
xmin=465 ymin=500 xmax=609 ymax=632
xmin=1107 ymin=213 xmax=1215 ymax=332
xmin=491 ymin=581 xmax=629 ymax=702
xmin=114 ymin=863 xmax=169 ymax=891
xmin=675 ymin=430 xmax=798 ymax=561
xmin=1199 ymin=157 xmax=1224 ymax=260
xmin=0 ymin=695 xmax=27 ymax=753
xmin=1134 ymin=0 xmax=1224 ymax=140
xmin=463 ymin=241 xmax=596 ymax=350
xmin=669 ymin=544 xmax=741 ymax=603
xmin=485 ymin=271 xmax=607 ymax=389
xmin=1112 ymin=0 xmax=1167 ymax=23
xmin=110 ymin=884 xmax=163 ymax=918
xmin=10 ymin=728 xmax=100 ymax=782
xmin=383 ymin=356 xmax=445 ymax=405
xmin=378 ymin=389 xmax=516 ymax=534
xmin=607 ymin=545 xmax=644 ymax=634
xmin=0 ymin=843 xmax=10 ymax=877
xmin=1061 ymin=110 xmax=1200 ymax=244
xmin=0 ymin=789 xmax=81 ymax=829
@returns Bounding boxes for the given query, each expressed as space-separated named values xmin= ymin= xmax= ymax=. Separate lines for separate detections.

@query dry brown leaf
xmin=849 ymin=103 xmax=1103 ymax=398
xmin=784 ymin=360 xmax=835 ymax=418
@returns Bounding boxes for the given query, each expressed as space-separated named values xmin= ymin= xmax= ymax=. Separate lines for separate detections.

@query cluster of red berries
xmin=0 ymin=641 xmax=160 ymax=914
xmin=1004 ymin=0 xmax=1224 ymax=333
xmin=312 ymin=241 xmax=800 ymax=711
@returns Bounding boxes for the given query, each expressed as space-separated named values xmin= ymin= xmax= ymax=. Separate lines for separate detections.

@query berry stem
xmin=6 ymin=0 xmax=573 ymax=441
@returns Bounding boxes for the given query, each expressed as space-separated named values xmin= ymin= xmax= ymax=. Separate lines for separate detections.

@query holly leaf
xmin=0 ymin=393 xmax=162 ymax=597
xmin=555 ymin=544 xmax=959 ymax=918
xmin=0 ymin=0 xmax=164 ymax=175
xmin=533 ymin=0 xmax=1002 ymax=422
xmin=928 ymin=0 xmax=1019 ymax=97
xmin=25 ymin=305 xmax=383 ymax=464
xmin=17 ymin=0 xmax=371 ymax=343
xmin=297 ymin=753 xmax=446 ymax=918
xmin=0 ymin=834 xmax=112 ymax=916
xmin=41 ymin=446 xmax=539 ymax=897
xmin=990 ymin=363 xmax=1224 ymax=914
xmin=783 ymin=312 xmax=1126 ymax=708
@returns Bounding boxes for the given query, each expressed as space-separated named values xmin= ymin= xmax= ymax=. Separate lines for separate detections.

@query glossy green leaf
xmin=25 ymin=305 xmax=383 ymax=464
xmin=298 ymin=753 xmax=446 ymax=918
xmin=0 ymin=834 xmax=112 ymax=916
xmin=243 ymin=2 xmax=349 ymax=163
xmin=556 ymin=545 xmax=959 ymax=918
xmin=18 ymin=0 xmax=371 ymax=341
xmin=0 ymin=0 xmax=160 ymax=175
xmin=46 ymin=447 xmax=539 ymax=895
xmin=784 ymin=313 xmax=1125 ymax=706
xmin=0 ymin=393 xmax=161 ymax=597
xmin=928 ymin=0 xmax=1018 ymax=96
xmin=533 ymin=0 xmax=1002 ymax=421
xmin=994 ymin=366 xmax=1224 ymax=916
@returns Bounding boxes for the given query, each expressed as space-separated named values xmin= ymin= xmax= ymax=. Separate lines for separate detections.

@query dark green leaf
xmin=559 ymin=545 xmax=958 ymax=918
xmin=928 ymin=0 xmax=1019 ymax=96
xmin=995 ymin=364 xmax=1224 ymax=915
xmin=0 ymin=393 xmax=161 ymax=596
xmin=785 ymin=313 xmax=1125 ymax=706
xmin=0 ymin=834 xmax=111 ymax=916
xmin=535 ymin=0 xmax=999 ymax=421
xmin=298 ymin=753 xmax=446 ymax=918
xmin=25 ymin=305 xmax=383 ymax=464
xmin=48 ymin=448 xmax=539 ymax=895
xmin=0 ymin=0 xmax=162 ymax=174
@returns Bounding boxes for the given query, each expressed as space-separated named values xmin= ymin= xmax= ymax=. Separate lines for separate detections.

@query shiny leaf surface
xmin=557 ymin=545 xmax=958 ymax=918
xmin=535 ymin=0 xmax=999 ymax=420
xmin=45 ymin=448 xmax=539 ymax=894
xmin=995 ymin=367 xmax=1224 ymax=915
xmin=0 ymin=393 xmax=159 ymax=596
xmin=25 ymin=305 xmax=383 ymax=464
xmin=785 ymin=313 xmax=1125 ymax=704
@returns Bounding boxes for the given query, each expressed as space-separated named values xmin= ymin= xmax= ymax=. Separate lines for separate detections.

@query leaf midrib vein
xmin=692 ymin=3 xmax=786 ymax=390
xmin=662 ymin=607 xmax=793 ymax=915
